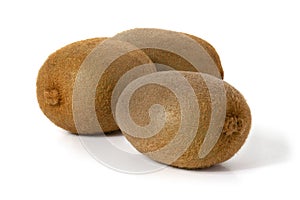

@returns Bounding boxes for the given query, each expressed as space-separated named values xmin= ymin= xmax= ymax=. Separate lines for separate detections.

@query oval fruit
xmin=116 ymin=71 xmax=251 ymax=168
xmin=37 ymin=38 xmax=156 ymax=134
xmin=114 ymin=28 xmax=224 ymax=79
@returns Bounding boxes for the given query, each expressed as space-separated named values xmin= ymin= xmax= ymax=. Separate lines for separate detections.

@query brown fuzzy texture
xmin=184 ymin=33 xmax=223 ymax=78
xmin=122 ymin=71 xmax=251 ymax=169
xmin=36 ymin=38 xmax=153 ymax=134
xmin=114 ymin=28 xmax=224 ymax=79
xmin=143 ymin=34 xmax=224 ymax=79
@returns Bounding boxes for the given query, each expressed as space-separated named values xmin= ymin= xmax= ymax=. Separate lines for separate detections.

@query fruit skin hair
xmin=117 ymin=71 xmax=251 ymax=169
xmin=114 ymin=28 xmax=224 ymax=79
xmin=36 ymin=38 xmax=154 ymax=134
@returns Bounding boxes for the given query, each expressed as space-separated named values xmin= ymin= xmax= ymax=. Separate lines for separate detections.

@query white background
xmin=0 ymin=0 xmax=299 ymax=199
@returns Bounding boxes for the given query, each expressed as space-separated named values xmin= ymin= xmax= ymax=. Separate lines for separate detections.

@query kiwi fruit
xmin=115 ymin=71 xmax=251 ymax=169
xmin=36 ymin=38 xmax=155 ymax=134
xmin=113 ymin=28 xmax=224 ymax=79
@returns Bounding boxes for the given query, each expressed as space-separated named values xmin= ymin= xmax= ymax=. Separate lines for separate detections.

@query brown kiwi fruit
xmin=113 ymin=28 xmax=224 ymax=79
xmin=36 ymin=38 xmax=155 ymax=134
xmin=115 ymin=71 xmax=251 ymax=169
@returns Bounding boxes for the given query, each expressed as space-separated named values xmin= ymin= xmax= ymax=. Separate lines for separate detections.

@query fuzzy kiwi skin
xmin=36 ymin=38 xmax=154 ymax=134
xmin=120 ymin=71 xmax=251 ymax=169
xmin=114 ymin=28 xmax=224 ymax=79
xmin=184 ymin=33 xmax=223 ymax=78
xmin=142 ymin=34 xmax=224 ymax=79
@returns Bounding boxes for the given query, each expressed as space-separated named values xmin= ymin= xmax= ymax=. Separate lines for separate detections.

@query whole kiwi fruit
xmin=113 ymin=28 xmax=224 ymax=79
xmin=36 ymin=38 xmax=156 ymax=134
xmin=115 ymin=71 xmax=251 ymax=169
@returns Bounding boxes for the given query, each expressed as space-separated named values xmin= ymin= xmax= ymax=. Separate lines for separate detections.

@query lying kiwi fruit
xmin=36 ymin=38 xmax=156 ymax=134
xmin=115 ymin=71 xmax=251 ymax=169
xmin=113 ymin=28 xmax=224 ymax=79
